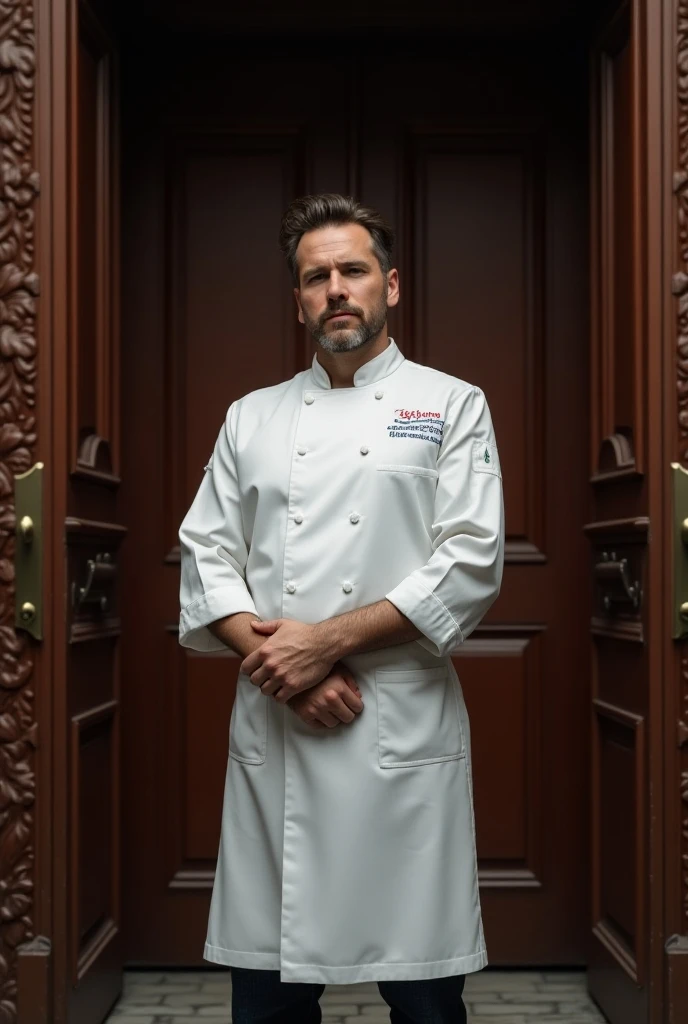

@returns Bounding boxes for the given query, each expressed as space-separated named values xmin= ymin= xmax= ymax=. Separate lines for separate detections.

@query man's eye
xmin=348 ymin=268 xmax=364 ymax=275
xmin=309 ymin=274 xmax=325 ymax=283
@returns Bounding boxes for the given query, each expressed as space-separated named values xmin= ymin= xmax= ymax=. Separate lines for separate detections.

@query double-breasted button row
xmin=295 ymin=444 xmax=369 ymax=456
xmin=290 ymin=511 xmax=359 ymax=525
xmin=303 ymin=390 xmax=382 ymax=402
xmin=293 ymin=391 xmax=367 ymax=601
xmin=284 ymin=580 xmax=353 ymax=594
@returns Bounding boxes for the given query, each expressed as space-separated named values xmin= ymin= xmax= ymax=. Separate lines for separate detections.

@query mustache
xmin=320 ymin=305 xmax=364 ymax=325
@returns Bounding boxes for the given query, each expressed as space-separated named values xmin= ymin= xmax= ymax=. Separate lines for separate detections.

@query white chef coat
xmin=178 ymin=337 xmax=505 ymax=984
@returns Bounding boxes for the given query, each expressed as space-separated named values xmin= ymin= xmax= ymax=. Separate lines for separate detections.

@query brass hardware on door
xmin=14 ymin=462 xmax=43 ymax=641
xmin=671 ymin=462 xmax=688 ymax=638
xmin=72 ymin=552 xmax=116 ymax=612
xmin=594 ymin=550 xmax=641 ymax=612
xmin=18 ymin=515 xmax=34 ymax=544
xmin=20 ymin=602 xmax=36 ymax=623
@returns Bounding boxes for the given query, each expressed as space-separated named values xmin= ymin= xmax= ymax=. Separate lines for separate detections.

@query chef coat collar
xmin=310 ymin=337 xmax=405 ymax=389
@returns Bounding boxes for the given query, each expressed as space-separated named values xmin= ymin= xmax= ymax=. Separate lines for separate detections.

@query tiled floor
xmin=105 ymin=969 xmax=607 ymax=1023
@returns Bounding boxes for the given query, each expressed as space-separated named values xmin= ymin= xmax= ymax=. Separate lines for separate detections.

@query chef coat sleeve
xmin=384 ymin=384 xmax=505 ymax=658
xmin=178 ymin=400 xmax=258 ymax=652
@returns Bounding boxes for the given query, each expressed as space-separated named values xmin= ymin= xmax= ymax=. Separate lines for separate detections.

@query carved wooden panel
xmin=673 ymin=0 xmax=688 ymax=1001
xmin=0 ymin=0 xmax=40 ymax=1018
xmin=590 ymin=1 xmax=644 ymax=481
xmin=409 ymin=133 xmax=546 ymax=563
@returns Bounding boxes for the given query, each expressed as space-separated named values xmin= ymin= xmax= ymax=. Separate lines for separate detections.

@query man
xmin=178 ymin=194 xmax=505 ymax=1024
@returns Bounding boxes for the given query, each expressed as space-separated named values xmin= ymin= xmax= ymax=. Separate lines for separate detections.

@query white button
xmin=349 ymin=512 xmax=360 ymax=524
xmin=293 ymin=513 xmax=304 ymax=524
xmin=304 ymin=393 xmax=314 ymax=404
xmin=375 ymin=390 xmax=383 ymax=399
xmin=297 ymin=446 xmax=307 ymax=456
xmin=342 ymin=581 xmax=353 ymax=593
xmin=285 ymin=581 xmax=296 ymax=594
xmin=360 ymin=445 xmax=369 ymax=455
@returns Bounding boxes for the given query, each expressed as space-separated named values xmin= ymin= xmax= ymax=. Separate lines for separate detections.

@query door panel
xmin=120 ymin=29 xmax=590 ymax=964
xmin=52 ymin=0 xmax=125 ymax=1020
xmin=586 ymin=1 xmax=659 ymax=1021
xmin=361 ymin=49 xmax=591 ymax=962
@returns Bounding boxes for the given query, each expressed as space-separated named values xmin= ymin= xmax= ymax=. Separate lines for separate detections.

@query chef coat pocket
xmin=375 ymin=666 xmax=465 ymax=768
xmin=376 ymin=463 xmax=439 ymax=479
xmin=229 ymin=671 xmax=268 ymax=765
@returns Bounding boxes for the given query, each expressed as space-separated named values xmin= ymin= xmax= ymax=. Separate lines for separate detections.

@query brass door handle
xmin=14 ymin=463 xmax=43 ymax=641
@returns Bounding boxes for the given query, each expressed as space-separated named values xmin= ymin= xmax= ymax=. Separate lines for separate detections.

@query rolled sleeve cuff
xmin=179 ymin=585 xmax=259 ymax=652
xmin=384 ymin=576 xmax=464 ymax=658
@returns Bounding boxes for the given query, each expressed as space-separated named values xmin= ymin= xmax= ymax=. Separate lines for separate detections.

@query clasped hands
xmin=240 ymin=617 xmax=363 ymax=730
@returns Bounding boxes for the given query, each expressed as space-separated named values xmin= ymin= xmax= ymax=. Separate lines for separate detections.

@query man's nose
xmin=326 ymin=271 xmax=348 ymax=301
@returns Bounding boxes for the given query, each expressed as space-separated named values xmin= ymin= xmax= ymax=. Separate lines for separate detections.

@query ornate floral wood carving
xmin=677 ymin=1 xmax=688 ymax=931
xmin=0 ymin=0 xmax=39 ymax=1018
xmin=675 ymin=5 xmax=688 ymax=464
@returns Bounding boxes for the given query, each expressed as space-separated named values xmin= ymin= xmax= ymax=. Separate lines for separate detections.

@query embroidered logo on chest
xmin=386 ymin=408 xmax=445 ymax=446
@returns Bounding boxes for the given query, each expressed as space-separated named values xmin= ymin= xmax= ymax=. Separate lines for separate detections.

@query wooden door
xmin=586 ymin=1 xmax=665 ymax=1022
xmin=359 ymin=44 xmax=591 ymax=965
xmin=119 ymin=18 xmax=592 ymax=965
xmin=45 ymin=0 xmax=125 ymax=1020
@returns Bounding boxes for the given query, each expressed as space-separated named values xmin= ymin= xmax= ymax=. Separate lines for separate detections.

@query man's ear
xmin=386 ymin=268 xmax=400 ymax=309
xmin=294 ymin=288 xmax=305 ymax=324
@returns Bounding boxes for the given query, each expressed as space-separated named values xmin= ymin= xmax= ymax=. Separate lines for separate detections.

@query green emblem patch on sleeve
xmin=472 ymin=439 xmax=501 ymax=478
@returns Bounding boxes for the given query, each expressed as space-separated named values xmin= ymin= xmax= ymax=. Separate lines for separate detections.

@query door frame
xmin=646 ymin=0 xmax=670 ymax=1019
xmin=0 ymin=0 xmax=685 ymax=1021
xmin=0 ymin=0 xmax=54 ymax=1020
xmin=664 ymin=0 xmax=688 ymax=1018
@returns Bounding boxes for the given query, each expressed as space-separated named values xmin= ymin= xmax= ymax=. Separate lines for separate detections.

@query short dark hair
xmin=278 ymin=193 xmax=395 ymax=284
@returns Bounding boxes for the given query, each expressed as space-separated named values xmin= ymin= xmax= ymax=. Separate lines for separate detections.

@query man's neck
xmin=315 ymin=332 xmax=390 ymax=389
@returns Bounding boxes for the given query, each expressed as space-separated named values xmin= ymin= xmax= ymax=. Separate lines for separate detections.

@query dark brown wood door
xmin=585 ymin=2 xmax=665 ymax=1021
xmin=48 ymin=0 xmax=126 ymax=1021
xmin=119 ymin=21 xmax=591 ymax=965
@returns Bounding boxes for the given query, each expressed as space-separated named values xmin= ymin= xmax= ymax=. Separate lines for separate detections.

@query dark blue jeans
xmin=229 ymin=966 xmax=467 ymax=1024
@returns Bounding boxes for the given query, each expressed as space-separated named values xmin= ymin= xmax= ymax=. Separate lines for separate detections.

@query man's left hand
xmin=240 ymin=618 xmax=336 ymax=703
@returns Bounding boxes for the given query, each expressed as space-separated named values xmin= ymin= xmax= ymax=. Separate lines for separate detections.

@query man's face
xmin=293 ymin=223 xmax=399 ymax=353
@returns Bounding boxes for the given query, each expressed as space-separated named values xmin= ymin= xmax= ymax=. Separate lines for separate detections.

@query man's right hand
xmin=287 ymin=660 xmax=363 ymax=730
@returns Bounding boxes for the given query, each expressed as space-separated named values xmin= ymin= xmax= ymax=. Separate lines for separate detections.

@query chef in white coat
xmin=178 ymin=193 xmax=505 ymax=1024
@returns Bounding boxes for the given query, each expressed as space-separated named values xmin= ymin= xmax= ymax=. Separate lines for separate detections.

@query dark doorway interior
xmin=116 ymin=0 xmax=596 ymax=969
